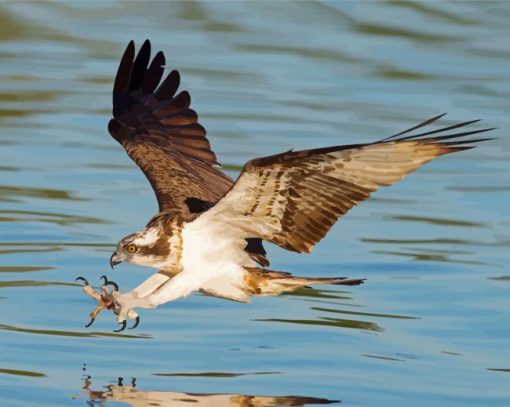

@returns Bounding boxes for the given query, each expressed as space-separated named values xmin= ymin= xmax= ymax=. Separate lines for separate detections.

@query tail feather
xmin=244 ymin=267 xmax=364 ymax=296
xmin=296 ymin=276 xmax=365 ymax=286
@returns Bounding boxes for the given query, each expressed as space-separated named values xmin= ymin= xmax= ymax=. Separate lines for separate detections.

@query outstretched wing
xmin=108 ymin=40 xmax=233 ymax=214
xmin=195 ymin=114 xmax=494 ymax=253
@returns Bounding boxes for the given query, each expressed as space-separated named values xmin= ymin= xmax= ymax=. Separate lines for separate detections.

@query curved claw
xmin=100 ymin=275 xmax=119 ymax=291
xmin=113 ymin=320 xmax=127 ymax=333
xmin=129 ymin=316 xmax=140 ymax=330
xmin=107 ymin=281 xmax=119 ymax=291
xmin=85 ymin=318 xmax=95 ymax=328
xmin=75 ymin=276 xmax=89 ymax=286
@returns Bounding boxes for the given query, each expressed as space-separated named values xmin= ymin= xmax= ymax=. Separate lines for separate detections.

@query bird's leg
xmin=111 ymin=272 xmax=173 ymax=325
xmin=113 ymin=272 xmax=171 ymax=302
xmin=115 ymin=273 xmax=195 ymax=323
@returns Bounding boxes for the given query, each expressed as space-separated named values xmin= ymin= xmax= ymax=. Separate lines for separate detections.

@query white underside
xmin=119 ymin=218 xmax=258 ymax=316
xmin=143 ymin=219 xmax=256 ymax=306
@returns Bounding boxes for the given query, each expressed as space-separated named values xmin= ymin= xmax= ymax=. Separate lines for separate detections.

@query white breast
xmin=180 ymin=219 xmax=256 ymax=288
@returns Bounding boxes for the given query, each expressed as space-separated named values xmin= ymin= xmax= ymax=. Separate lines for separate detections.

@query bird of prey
xmin=77 ymin=40 xmax=494 ymax=332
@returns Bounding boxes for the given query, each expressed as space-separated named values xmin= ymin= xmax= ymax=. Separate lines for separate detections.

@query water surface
xmin=1 ymin=1 xmax=509 ymax=406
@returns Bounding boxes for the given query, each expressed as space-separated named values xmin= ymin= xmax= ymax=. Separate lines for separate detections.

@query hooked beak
xmin=110 ymin=251 xmax=122 ymax=269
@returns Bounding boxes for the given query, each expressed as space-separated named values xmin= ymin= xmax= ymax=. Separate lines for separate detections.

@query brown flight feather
xmin=108 ymin=40 xmax=231 ymax=212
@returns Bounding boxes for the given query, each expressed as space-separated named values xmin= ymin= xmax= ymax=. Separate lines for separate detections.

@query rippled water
xmin=1 ymin=1 xmax=509 ymax=406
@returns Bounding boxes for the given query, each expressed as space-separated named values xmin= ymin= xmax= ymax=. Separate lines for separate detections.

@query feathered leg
xmin=115 ymin=272 xmax=195 ymax=323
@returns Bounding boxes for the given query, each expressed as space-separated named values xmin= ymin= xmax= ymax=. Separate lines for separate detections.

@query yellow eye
xmin=127 ymin=244 xmax=137 ymax=253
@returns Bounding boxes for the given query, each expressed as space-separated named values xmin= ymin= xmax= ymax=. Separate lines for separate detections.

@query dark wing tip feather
xmin=379 ymin=115 xmax=496 ymax=152
xmin=440 ymin=137 xmax=495 ymax=146
xmin=173 ymin=90 xmax=191 ymax=108
xmin=381 ymin=112 xmax=448 ymax=141
xmin=142 ymin=50 xmax=165 ymax=94
xmin=129 ymin=39 xmax=151 ymax=91
xmin=394 ymin=119 xmax=486 ymax=142
xmin=113 ymin=40 xmax=135 ymax=98
xmin=155 ymin=69 xmax=181 ymax=101
xmin=108 ymin=118 xmax=127 ymax=143
xmin=419 ymin=127 xmax=496 ymax=144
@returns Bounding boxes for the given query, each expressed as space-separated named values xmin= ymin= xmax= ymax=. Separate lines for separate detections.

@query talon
xmin=100 ymin=275 xmax=119 ymax=291
xmin=85 ymin=318 xmax=95 ymax=328
xmin=75 ymin=276 xmax=89 ymax=285
xmin=107 ymin=280 xmax=119 ymax=291
xmin=129 ymin=316 xmax=140 ymax=330
xmin=113 ymin=320 xmax=127 ymax=333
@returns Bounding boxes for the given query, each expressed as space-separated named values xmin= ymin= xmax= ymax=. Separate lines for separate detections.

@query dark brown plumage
xmin=108 ymin=40 xmax=231 ymax=212
xmin=108 ymin=40 xmax=268 ymax=266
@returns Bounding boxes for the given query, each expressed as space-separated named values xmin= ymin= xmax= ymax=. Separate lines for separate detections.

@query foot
xmin=75 ymin=275 xmax=140 ymax=332
xmin=113 ymin=293 xmax=155 ymax=326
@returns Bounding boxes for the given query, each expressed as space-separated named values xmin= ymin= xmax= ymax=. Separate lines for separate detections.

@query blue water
xmin=0 ymin=1 xmax=509 ymax=406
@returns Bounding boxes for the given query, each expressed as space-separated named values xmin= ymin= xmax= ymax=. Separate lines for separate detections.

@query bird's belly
xmin=178 ymin=221 xmax=257 ymax=302
xmin=180 ymin=250 xmax=246 ymax=286
xmin=180 ymin=252 xmax=249 ymax=302
xmin=181 ymin=218 xmax=255 ymax=274
xmin=180 ymin=222 xmax=251 ymax=285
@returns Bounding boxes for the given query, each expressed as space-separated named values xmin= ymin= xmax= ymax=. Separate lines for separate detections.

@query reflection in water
xmin=488 ymin=276 xmax=510 ymax=282
xmin=78 ymin=375 xmax=339 ymax=406
xmin=0 ymin=367 xmax=46 ymax=378
xmin=255 ymin=317 xmax=382 ymax=333
xmin=371 ymin=249 xmax=493 ymax=266
xmin=153 ymin=372 xmax=279 ymax=378
xmin=310 ymin=307 xmax=418 ymax=320
xmin=0 ymin=185 xmax=85 ymax=202
xmin=0 ymin=209 xmax=108 ymax=226
xmin=0 ymin=280 xmax=77 ymax=288
xmin=272 ymin=288 xmax=393 ymax=332
xmin=270 ymin=286 xmax=420 ymax=332
xmin=384 ymin=214 xmax=485 ymax=228
xmin=284 ymin=287 xmax=353 ymax=301
xmin=0 ymin=322 xmax=150 ymax=340
xmin=361 ymin=354 xmax=404 ymax=362
xmin=0 ymin=265 xmax=54 ymax=273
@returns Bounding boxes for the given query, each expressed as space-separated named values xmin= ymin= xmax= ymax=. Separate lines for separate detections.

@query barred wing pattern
xmin=198 ymin=115 xmax=493 ymax=253
xmin=108 ymin=40 xmax=233 ymax=213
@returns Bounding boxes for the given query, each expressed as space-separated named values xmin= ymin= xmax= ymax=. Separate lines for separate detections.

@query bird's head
xmin=110 ymin=226 xmax=171 ymax=270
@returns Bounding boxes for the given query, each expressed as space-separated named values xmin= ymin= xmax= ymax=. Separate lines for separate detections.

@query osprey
xmin=77 ymin=40 xmax=494 ymax=332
